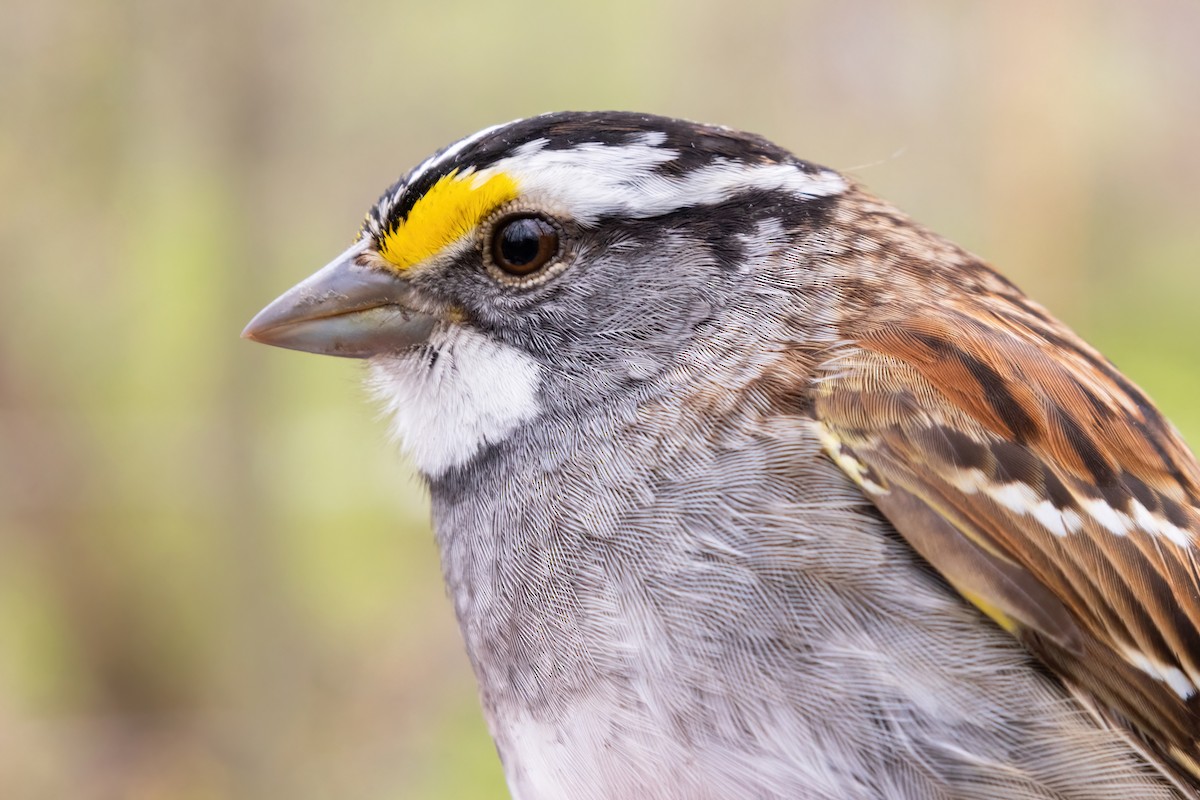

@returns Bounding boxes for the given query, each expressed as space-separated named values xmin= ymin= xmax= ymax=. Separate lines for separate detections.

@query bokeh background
xmin=2 ymin=0 xmax=1198 ymax=797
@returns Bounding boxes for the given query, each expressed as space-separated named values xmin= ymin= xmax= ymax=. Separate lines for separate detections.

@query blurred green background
xmin=2 ymin=0 xmax=1198 ymax=797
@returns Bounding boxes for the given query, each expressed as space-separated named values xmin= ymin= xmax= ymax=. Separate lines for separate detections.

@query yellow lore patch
xmin=378 ymin=169 xmax=519 ymax=271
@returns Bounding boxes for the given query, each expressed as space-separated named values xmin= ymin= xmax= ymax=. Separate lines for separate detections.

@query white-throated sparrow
xmin=244 ymin=112 xmax=1200 ymax=799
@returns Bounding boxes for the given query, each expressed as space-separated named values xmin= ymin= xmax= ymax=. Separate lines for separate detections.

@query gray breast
xmin=427 ymin=395 xmax=1184 ymax=800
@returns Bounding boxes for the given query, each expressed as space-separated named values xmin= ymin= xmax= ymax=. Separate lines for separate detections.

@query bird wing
xmin=812 ymin=299 xmax=1200 ymax=782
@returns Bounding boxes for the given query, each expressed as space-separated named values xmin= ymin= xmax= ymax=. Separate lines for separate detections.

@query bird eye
xmin=490 ymin=214 xmax=560 ymax=276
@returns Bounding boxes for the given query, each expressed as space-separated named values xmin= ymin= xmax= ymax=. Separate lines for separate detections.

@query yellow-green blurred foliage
xmin=1 ymin=0 xmax=1198 ymax=797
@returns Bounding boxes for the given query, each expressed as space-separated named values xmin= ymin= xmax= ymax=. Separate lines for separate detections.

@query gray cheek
xmin=541 ymin=246 xmax=725 ymax=379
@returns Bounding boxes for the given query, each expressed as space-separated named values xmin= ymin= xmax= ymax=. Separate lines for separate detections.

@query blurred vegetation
xmin=1 ymin=0 xmax=1197 ymax=797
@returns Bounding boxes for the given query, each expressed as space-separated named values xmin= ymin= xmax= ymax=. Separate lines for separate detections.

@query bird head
xmin=243 ymin=112 xmax=848 ymax=476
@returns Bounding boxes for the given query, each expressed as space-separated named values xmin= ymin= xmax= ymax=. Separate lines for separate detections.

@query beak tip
xmin=239 ymin=242 xmax=435 ymax=358
xmin=241 ymin=311 xmax=271 ymax=343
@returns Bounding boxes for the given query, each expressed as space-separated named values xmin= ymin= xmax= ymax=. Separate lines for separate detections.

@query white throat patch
xmin=367 ymin=326 xmax=543 ymax=478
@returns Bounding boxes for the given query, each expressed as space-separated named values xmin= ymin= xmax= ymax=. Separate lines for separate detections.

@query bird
xmin=243 ymin=111 xmax=1200 ymax=799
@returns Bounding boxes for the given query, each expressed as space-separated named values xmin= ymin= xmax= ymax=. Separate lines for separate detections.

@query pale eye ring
xmin=490 ymin=213 xmax=560 ymax=276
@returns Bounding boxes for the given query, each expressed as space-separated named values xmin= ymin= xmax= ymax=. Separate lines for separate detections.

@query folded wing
xmin=814 ymin=298 xmax=1200 ymax=785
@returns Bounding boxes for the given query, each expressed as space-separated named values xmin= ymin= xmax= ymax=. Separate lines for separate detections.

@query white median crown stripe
xmin=368 ymin=131 xmax=847 ymax=246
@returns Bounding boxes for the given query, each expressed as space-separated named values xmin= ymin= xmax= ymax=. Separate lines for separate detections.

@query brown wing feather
xmin=814 ymin=288 xmax=1200 ymax=784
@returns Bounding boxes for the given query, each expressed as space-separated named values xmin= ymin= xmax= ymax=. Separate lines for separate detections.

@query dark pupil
xmin=500 ymin=218 xmax=547 ymax=266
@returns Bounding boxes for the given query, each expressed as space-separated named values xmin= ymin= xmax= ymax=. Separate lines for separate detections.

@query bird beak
xmin=242 ymin=242 xmax=436 ymax=358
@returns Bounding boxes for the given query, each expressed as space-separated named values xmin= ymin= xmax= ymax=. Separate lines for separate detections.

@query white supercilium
xmin=478 ymin=139 xmax=847 ymax=225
